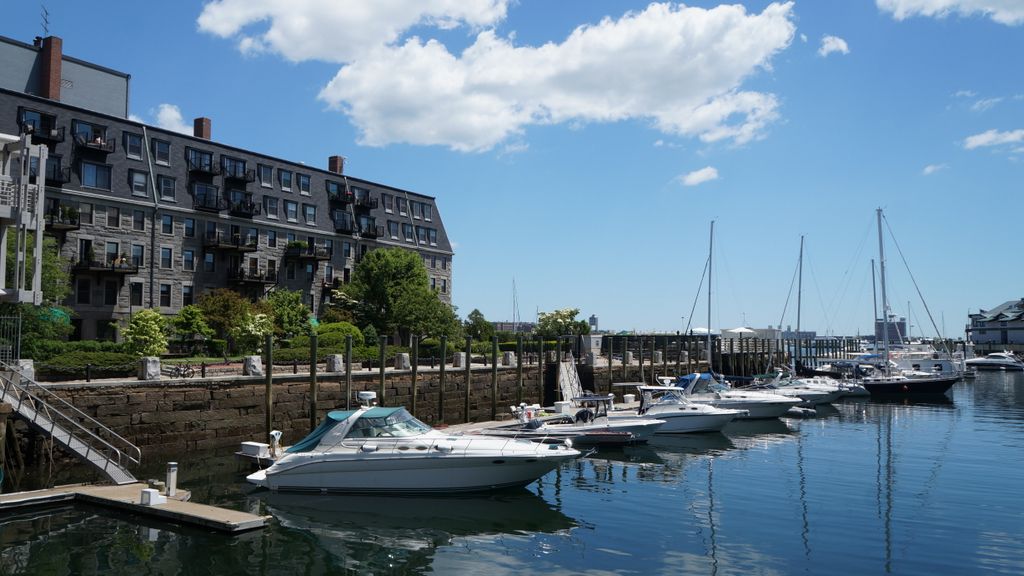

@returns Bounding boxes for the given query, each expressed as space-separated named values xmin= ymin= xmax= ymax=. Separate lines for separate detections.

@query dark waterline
xmin=2 ymin=372 xmax=1023 ymax=575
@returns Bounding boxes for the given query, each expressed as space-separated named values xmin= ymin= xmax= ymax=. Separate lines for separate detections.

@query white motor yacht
xmin=611 ymin=385 xmax=745 ymax=433
xmin=965 ymin=352 xmax=1024 ymax=371
xmin=485 ymin=396 xmax=664 ymax=446
xmin=247 ymin=392 xmax=580 ymax=493
xmin=665 ymin=373 xmax=801 ymax=419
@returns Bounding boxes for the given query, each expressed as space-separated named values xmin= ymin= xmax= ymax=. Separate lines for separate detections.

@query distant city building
xmin=588 ymin=314 xmax=598 ymax=332
xmin=968 ymin=299 xmax=1024 ymax=346
xmin=874 ymin=316 xmax=908 ymax=343
xmin=782 ymin=325 xmax=817 ymax=340
xmin=492 ymin=321 xmax=536 ymax=334
xmin=752 ymin=327 xmax=783 ymax=341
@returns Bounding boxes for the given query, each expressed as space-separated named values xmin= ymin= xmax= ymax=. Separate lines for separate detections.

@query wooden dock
xmin=0 ymin=483 xmax=269 ymax=533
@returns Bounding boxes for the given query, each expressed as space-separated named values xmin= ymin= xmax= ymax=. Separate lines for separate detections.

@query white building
xmin=968 ymin=299 xmax=1024 ymax=346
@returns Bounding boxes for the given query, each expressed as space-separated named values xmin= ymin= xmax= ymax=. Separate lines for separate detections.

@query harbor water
xmin=2 ymin=372 xmax=1022 ymax=575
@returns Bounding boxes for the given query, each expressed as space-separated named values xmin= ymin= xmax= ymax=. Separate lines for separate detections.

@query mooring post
xmin=607 ymin=335 xmax=614 ymax=394
xmin=638 ymin=336 xmax=645 ymax=384
xmin=536 ymin=335 xmax=544 ymax=405
xmin=378 ymin=336 xmax=387 ymax=405
xmin=438 ymin=335 xmax=447 ymax=423
xmin=622 ymin=335 xmax=628 ymax=381
xmin=264 ymin=333 xmax=273 ymax=442
xmin=411 ymin=335 xmax=419 ymax=419
xmin=464 ymin=336 xmax=472 ymax=423
xmin=309 ymin=331 xmax=318 ymax=433
xmin=344 ymin=335 xmax=353 ymax=410
xmin=490 ymin=336 xmax=498 ymax=421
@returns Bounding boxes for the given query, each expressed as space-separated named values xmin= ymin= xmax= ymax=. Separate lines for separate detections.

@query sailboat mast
xmin=871 ymin=259 xmax=878 ymax=336
xmin=876 ymin=208 xmax=890 ymax=370
xmin=707 ymin=220 xmax=714 ymax=373
xmin=797 ymin=235 xmax=804 ymax=334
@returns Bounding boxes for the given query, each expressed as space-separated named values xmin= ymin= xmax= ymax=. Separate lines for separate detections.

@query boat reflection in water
xmin=252 ymin=489 xmax=576 ymax=572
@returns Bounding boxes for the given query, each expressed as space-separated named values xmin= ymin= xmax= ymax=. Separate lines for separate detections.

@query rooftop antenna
xmin=41 ymin=4 xmax=50 ymax=36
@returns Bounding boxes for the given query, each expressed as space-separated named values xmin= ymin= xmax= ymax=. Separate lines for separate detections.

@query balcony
xmin=359 ymin=224 xmax=383 ymax=239
xmin=229 ymin=200 xmax=261 ymax=218
xmin=73 ymin=134 xmax=116 ymax=154
xmin=73 ymin=259 xmax=139 ymax=275
xmin=44 ymin=209 xmax=80 ymax=233
xmin=229 ymin=268 xmax=278 ymax=285
xmin=321 ymin=277 xmax=342 ymax=290
xmin=20 ymin=122 xmax=65 ymax=144
xmin=285 ymin=244 xmax=331 ymax=261
xmin=203 ymin=232 xmax=258 ymax=252
xmin=329 ymin=190 xmax=354 ymax=205
xmin=187 ymin=157 xmax=221 ymax=176
xmin=45 ymin=166 xmax=71 ymax=186
xmin=223 ymin=167 xmax=255 ymax=183
xmin=193 ymin=195 xmax=229 ymax=213
xmin=353 ymin=196 xmax=378 ymax=211
xmin=334 ymin=219 xmax=357 ymax=234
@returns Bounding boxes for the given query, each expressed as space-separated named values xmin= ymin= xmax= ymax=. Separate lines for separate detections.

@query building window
xmin=104 ymin=281 xmax=118 ymax=306
xmin=81 ymin=161 xmax=111 ymax=190
xmin=441 ymin=279 xmax=447 ymax=294
xmin=428 ymin=228 xmax=437 ymax=246
xmin=388 ymin=221 xmax=399 ymax=239
xmin=423 ymin=204 xmax=431 ymax=221
xmin=161 ymin=247 xmax=173 ymax=269
xmin=72 ymin=120 xmax=106 ymax=143
xmin=129 ymin=170 xmax=148 ymax=196
xmin=183 ymin=249 xmax=195 ymax=271
xmin=18 ymin=108 xmax=57 ymax=134
xmin=397 ymin=197 xmax=407 ymax=216
xmin=303 ymin=204 xmax=316 ymax=224
xmin=402 ymin=223 xmax=414 ymax=242
xmin=130 ymin=282 xmax=143 ymax=306
xmin=267 ymin=230 xmax=277 ymax=248
xmin=264 ymin=196 xmax=279 ymax=219
xmin=186 ymin=148 xmax=214 ymax=172
xmin=268 ymin=259 xmax=277 ymax=278
xmin=442 ymin=257 xmax=448 ymax=270
xmin=79 ymin=202 xmax=93 ymax=224
xmin=152 ymin=139 xmax=170 ymax=165
xmin=184 ymin=218 xmax=195 ymax=238
xmin=430 ymin=277 xmax=436 ymax=290
xmin=247 ymin=227 xmax=258 ymax=245
xmin=203 ymin=252 xmax=215 ymax=272
xmin=183 ymin=285 xmax=194 ymax=306
xmin=107 ymin=206 xmax=120 ymax=228
xmin=279 ymin=169 xmax=292 ymax=191
xmin=343 ymin=241 xmax=351 ymax=258
xmin=222 ymin=156 xmax=246 ymax=178
xmin=298 ymin=173 xmax=310 ymax=195
xmin=131 ymin=244 xmax=144 ymax=267
xmin=411 ymin=201 xmax=422 ymax=220
xmin=416 ymin=226 xmax=427 ymax=244
xmin=431 ymin=255 xmax=437 ymax=269
xmin=123 ymin=132 xmax=143 ymax=159
xmin=382 ymin=194 xmax=393 ymax=213
xmin=285 ymin=201 xmax=298 ymax=222
xmin=158 ymin=176 xmax=175 ymax=201
xmin=133 ymin=210 xmax=145 ymax=231
xmin=287 ymin=262 xmax=296 ymax=280
xmin=258 ymin=164 xmax=273 ymax=187
xmin=161 ymin=214 xmax=173 ymax=234
xmin=77 ymin=278 xmax=90 ymax=304
xmin=325 ymin=239 xmax=333 ymax=256
xmin=160 ymin=284 xmax=171 ymax=307
xmin=105 ymin=242 xmax=119 ymax=265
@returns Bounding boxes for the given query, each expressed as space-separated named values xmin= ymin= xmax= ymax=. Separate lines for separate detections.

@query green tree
xmin=121 ymin=309 xmax=169 ymax=357
xmin=171 ymin=305 xmax=214 ymax=340
xmin=264 ymin=289 xmax=311 ymax=340
xmin=196 ymin=288 xmax=253 ymax=340
xmin=536 ymin=308 xmax=591 ymax=339
xmin=464 ymin=309 xmax=494 ymax=342
xmin=230 ymin=312 xmax=273 ymax=354
xmin=399 ymin=288 xmax=462 ymax=341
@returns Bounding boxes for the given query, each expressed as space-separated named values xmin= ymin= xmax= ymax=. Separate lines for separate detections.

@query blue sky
xmin=5 ymin=1 xmax=1022 ymax=337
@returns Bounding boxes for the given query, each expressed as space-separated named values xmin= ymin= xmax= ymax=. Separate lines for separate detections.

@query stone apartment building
xmin=0 ymin=35 xmax=454 ymax=340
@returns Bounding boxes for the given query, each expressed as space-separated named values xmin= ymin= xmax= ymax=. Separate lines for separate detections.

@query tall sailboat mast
xmin=707 ymin=220 xmax=714 ymax=373
xmin=797 ymin=235 xmax=804 ymax=334
xmin=876 ymin=208 xmax=890 ymax=371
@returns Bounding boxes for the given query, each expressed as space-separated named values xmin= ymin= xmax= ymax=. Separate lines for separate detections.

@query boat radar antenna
xmin=357 ymin=390 xmax=378 ymax=408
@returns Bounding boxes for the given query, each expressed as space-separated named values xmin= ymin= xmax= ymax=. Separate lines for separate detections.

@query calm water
xmin=2 ymin=372 xmax=1023 ymax=575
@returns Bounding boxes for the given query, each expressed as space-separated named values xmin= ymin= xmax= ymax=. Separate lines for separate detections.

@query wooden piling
xmin=309 ymin=331 xmax=318 ymax=432
xmin=411 ymin=335 xmax=419 ymax=418
xmin=490 ymin=336 xmax=498 ymax=421
xmin=438 ymin=335 xmax=447 ymax=422
xmin=264 ymin=333 xmax=273 ymax=442
xmin=464 ymin=337 xmax=472 ymax=423
xmin=344 ymin=335 xmax=353 ymax=410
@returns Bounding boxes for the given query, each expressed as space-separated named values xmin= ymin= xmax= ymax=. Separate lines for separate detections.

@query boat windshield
xmin=344 ymin=409 xmax=432 ymax=438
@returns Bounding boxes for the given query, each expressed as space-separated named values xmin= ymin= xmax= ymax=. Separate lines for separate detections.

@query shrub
xmin=122 ymin=309 xmax=169 ymax=357
xmin=207 ymin=339 xmax=227 ymax=357
xmin=291 ymin=321 xmax=364 ymax=349
xmin=37 ymin=351 xmax=137 ymax=381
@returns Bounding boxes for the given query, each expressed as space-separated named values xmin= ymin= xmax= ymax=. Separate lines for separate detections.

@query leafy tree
xmin=230 ymin=312 xmax=273 ymax=354
xmin=399 ymin=288 xmax=462 ymax=341
xmin=2 ymin=235 xmax=73 ymax=359
xmin=463 ymin=309 xmax=494 ymax=342
xmin=362 ymin=325 xmax=378 ymax=347
xmin=536 ymin=308 xmax=591 ymax=339
xmin=264 ymin=289 xmax=311 ymax=339
xmin=121 ymin=309 xmax=169 ymax=357
xmin=196 ymin=288 xmax=252 ymax=340
xmin=171 ymin=305 xmax=214 ymax=340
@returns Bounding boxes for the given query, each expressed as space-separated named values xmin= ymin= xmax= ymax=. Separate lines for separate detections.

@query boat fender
xmin=435 ymin=442 xmax=454 ymax=452
xmin=360 ymin=444 xmax=379 ymax=452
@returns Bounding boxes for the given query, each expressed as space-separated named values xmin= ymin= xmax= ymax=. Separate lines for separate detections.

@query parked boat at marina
xmin=610 ymin=385 xmax=745 ymax=433
xmin=965 ymin=352 xmax=1024 ymax=371
xmin=482 ymin=396 xmax=664 ymax=446
xmin=663 ymin=373 xmax=801 ymax=419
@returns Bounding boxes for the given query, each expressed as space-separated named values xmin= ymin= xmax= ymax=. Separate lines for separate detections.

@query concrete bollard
xmin=453 ymin=352 xmax=467 ymax=368
xmin=166 ymin=462 xmax=178 ymax=497
xmin=502 ymin=351 xmax=516 ymax=366
xmin=654 ymin=351 xmax=663 ymax=364
xmin=16 ymin=359 xmax=35 ymax=382
xmin=138 ymin=357 xmax=161 ymax=381
xmin=243 ymin=355 xmax=264 ymax=376
xmin=584 ymin=352 xmax=598 ymax=366
xmin=394 ymin=352 xmax=411 ymax=370
xmin=326 ymin=354 xmax=345 ymax=373
xmin=624 ymin=351 xmax=634 ymax=365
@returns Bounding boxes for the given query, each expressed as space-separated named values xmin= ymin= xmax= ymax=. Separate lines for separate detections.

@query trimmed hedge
xmin=22 ymin=340 xmax=128 ymax=362
xmin=37 ymin=351 xmax=137 ymax=381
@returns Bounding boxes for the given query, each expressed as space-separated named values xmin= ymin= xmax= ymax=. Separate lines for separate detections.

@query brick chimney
xmin=193 ymin=117 xmax=211 ymax=140
xmin=328 ymin=155 xmax=345 ymax=175
xmin=39 ymin=36 xmax=63 ymax=101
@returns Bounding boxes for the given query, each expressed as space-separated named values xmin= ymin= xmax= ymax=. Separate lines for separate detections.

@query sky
xmin=4 ymin=1 xmax=1022 ymax=337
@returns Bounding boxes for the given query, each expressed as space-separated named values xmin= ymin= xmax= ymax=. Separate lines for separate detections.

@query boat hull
xmin=649 ymin=411 xmax=739 ymax=434
xmin=862 ymin=375 xmax=958 ymax=395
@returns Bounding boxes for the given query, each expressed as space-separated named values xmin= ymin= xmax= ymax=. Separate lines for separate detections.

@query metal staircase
xmin=0 ymin=363 xmax=140 ymax=485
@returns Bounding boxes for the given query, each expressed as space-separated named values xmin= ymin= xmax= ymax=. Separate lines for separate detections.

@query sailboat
xmin=860 ymin=209 xmax=957 ymax=396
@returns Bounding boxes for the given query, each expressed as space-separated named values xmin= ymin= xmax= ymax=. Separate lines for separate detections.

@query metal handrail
xmin=0 ymin=362 xmax=141 ymax=468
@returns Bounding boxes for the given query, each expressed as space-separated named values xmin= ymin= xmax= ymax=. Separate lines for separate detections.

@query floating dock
xmin=0 ymin=483 xmax=269 ymax=533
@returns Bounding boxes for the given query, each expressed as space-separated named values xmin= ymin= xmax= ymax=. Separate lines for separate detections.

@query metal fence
xmin=0 ymin=315 xmax=21 ymax=362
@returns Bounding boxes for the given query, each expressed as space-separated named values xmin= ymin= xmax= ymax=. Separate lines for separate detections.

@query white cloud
xmin=963 ymin=128 xmax=1024 ymax=149
xmin=679 ymin=166 xmax=719 ymax=186
xmin=201 ymin=2 xmax=796 ymax=152
xmin=198 ymin=0 xmax=510 ymax=62
xmin=953 ymin=89 xmax=977 ymax=98
xmin=818 ymin=35 xmax=850 ymax=57
xmin=800 ymin=33 xmax=808 ymax=42
xmin=153 ymin=104 xmax=193 ymax=134
xmin=971 ymin=97 xmax=1003 ymax=111
xmin=877 ymin=0 xmax=1024 ymax=25
xmin=922 ymin=163 xmax=948 ymax=175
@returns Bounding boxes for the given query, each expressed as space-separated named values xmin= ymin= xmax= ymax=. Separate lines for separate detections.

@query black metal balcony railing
xmin=229 ymin=200 xmax=261 ymax=218
xmin=193 ymin=195 xmax=229 ymax=212
xmin=73 ymin=259 xmax=139 ymax=275
xmin=228 ymin=268 xmax=278 ymax=284
xmin=73 ymin=134 xmax=116 ymax=153
xmin=359 ymin=225 xmax=383 ymax=239
xmin=203 ymin=232 xmax=258 ymax=252
xmin=187 ymin=157 xmax=221 ymax=175
xmin=285 ymin=245 xmax=331 ymax=261
xmin=223 ymin=167 xmax=256 ymax=183
xmin=334 ymin=219 xmax=357 ymax=234
xmin=44 ymin=210 xmax=80 ymax=232
xmin=329 ymin=190 xmax=355 ymax=204
xmin=353 ymin=196 xmax=379 ymax=210
xmin=20 ymin=122 xmax=65 ymax=143
xmin=45 ymin=166 xmax=71 ymax=186
xmin=321 ymin=277 xmax=342 ymax=290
